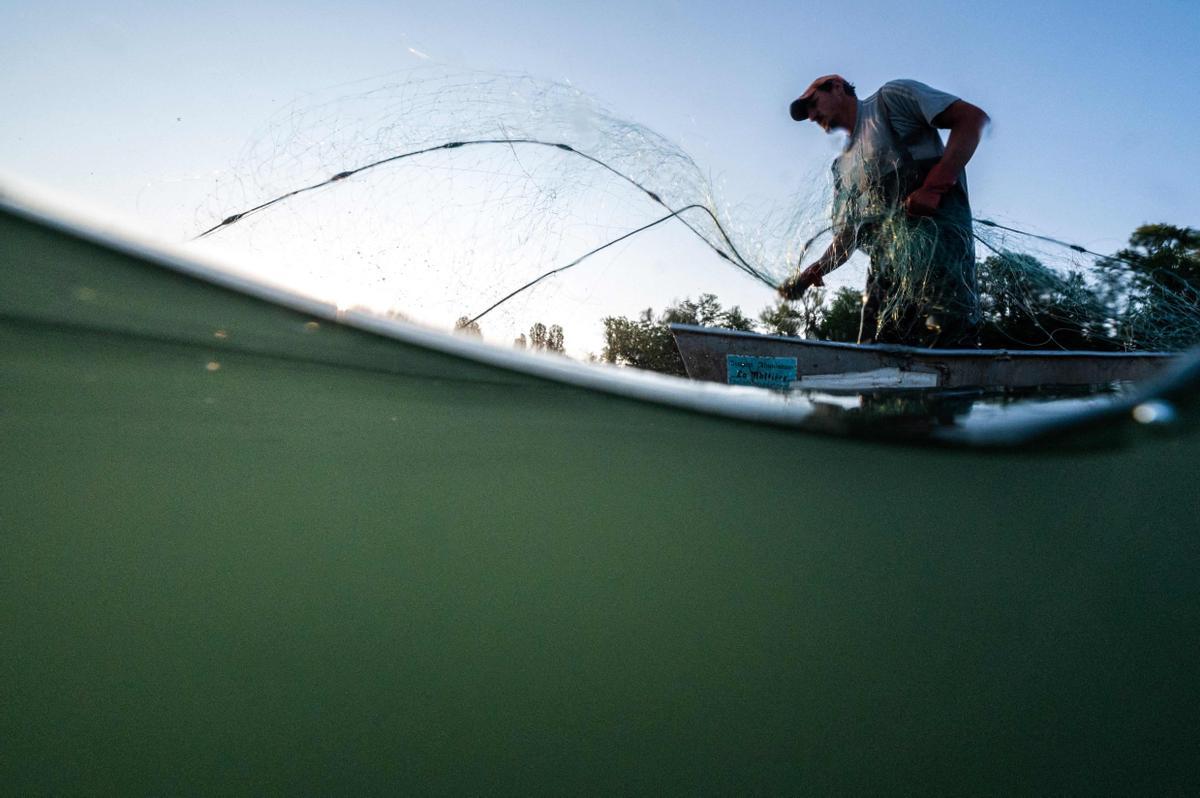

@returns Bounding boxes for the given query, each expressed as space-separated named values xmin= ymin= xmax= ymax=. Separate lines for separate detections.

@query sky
xmin=3 ymin=0 xmax=1198 ymax=356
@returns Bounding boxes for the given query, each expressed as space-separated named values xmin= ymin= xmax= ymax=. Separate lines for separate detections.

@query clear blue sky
xmin=3 ymin=0 xmax=1198 ymax=352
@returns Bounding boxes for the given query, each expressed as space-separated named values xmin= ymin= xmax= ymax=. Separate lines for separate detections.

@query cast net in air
xmin=193 ymin=67 xmax=1199 ymax=355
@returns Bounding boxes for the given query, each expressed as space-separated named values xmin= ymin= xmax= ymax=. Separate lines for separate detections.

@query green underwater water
xmin=2 ymin=202 xmax=1199 ymax=793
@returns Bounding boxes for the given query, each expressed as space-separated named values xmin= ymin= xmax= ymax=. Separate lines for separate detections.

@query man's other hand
xmin=779 ymin=264 xmax=824 ymax=300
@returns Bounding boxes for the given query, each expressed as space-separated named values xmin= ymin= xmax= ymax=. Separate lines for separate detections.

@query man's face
xmin=806 ymin=85 xmax=840 ymax=132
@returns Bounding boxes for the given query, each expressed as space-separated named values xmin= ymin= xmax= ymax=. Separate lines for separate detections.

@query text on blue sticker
xmin=726 ymin=355 xmax=797 ymax=388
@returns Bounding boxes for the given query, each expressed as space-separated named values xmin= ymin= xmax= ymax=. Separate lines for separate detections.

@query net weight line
xmin=196 ymin=137 xmax=1169 ymax=327
xmin=195 ymin=138 xmax=771 ymax=287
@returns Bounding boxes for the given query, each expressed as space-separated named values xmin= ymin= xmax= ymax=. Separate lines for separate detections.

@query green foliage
xmin=758 ymin=298 xmax=804 ymax=337
xmin=660 ymin=293 xmax=756 ymax=331
xmin=760 ymin=292 xmax=821 ymax=337
xmin=977 ymin=253 xmax=1118 ymax=350
xmin=602 ymin=294 xmax=754 ymax=375
xmin=513 ymin=323 xmax=565 ymax=353
xmin=1106 ymin=224 xmax=1200 ymax=350
xmin=528 ymin=322 xmax=565 ymax=353
xmin=1089 ymin=223 xmax=1200 ymax=350
xmin=601 ymin=308 xmax=686 ymax=374
xmin=1115 ymin=224 xmax=1200 ymax=291
xmin=718 ymin=305 xmax=758 ymax=333
xmin=600 ymin=221 xmax=1198 ymax=375
xmin=602 ymin=289 xmax=870 ymax=376
xmin=951 ymin=224 xmax=1200 ymax=351
xmin=812 ymin=287 xmax=863 ymax=343
xmin=453 ymin=316 xmax=482 ymax=337
xmin=762 ymin=287 xmax=860 ymax=342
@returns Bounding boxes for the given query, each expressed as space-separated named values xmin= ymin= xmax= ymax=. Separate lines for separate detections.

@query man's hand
xmin=907 ymin=101 xmax=988 ymax=217
xmin=905 ymin=159 xmax=958 ymax=217
xmin=904 ymin=184 xmax=947 ymax=216
xmin=779 ymin=264 xmax=825 ymax=300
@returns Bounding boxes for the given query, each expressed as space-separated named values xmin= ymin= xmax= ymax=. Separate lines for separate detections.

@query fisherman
xmin=780 ymin=75 xmax=989 ymax=347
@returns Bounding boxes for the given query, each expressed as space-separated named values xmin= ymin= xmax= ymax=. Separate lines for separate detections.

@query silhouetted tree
xmin=759 ymin=297 xmax=806 ymax=337
xmin=529 ymin=322 xmax=547 ymax=349
xmin=978 ymin=252 xmax=1117 ymax=350
xmin=602 ymin=309 xmax=684 ymax=374
xmin=527 ymin=322 xmax=565 ymax=353
xmin=454 ymin=316 xmax=482 ymax=337
xmin=812 ymin=287 xmax=863 ymax=343
xmin=547 ymin=325 xmax=565 ymax=353
xmin=1114 ymin=224 xmax=1200 ymax=293
xmin=660 ymin=293 xmax=756 ymax=331
xmin=1098 ymin=224 xmax=1200 ymax=350
xmin=602 ymin=294 xmax=755 ymax=375
xmin=761 ymin=289 xmax=831 ymax=338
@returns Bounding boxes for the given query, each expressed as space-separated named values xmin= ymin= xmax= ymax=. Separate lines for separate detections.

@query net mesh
xmin=193 ymin=66 xmax=1199 ymax=353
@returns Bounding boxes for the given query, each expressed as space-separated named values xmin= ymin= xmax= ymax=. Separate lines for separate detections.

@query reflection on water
xmin=713 ymin=345 xmax=1200 ymax=447
xmin=1130 ymin=399 xmax=1178 ymax=426
xmin=793 ymin=382 xmax=1144 ymax=444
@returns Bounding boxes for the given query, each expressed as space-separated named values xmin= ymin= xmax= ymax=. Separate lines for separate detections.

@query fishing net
xmin=193 ymin=66 xmax=1199 ymax=354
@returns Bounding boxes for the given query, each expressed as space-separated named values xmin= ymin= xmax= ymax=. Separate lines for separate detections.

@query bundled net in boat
xmin=194 ymin=66 xmax=1199 ymax=353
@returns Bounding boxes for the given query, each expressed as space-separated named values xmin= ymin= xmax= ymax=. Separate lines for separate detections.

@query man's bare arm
xmin=905 ymin=100 xmax=989 ymax=216
xmin=779 ymin=228 xmax=856 ymax=300
xmin=932 ymin=100 xmax=989 ymax=176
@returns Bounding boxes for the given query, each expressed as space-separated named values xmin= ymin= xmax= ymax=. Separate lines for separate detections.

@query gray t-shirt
xmin=833 ymin=79 xmax=966 ymax=233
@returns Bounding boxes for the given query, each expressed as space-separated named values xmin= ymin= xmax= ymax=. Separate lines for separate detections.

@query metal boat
xmin=671 ymin=322 xmax=1176 ymax=391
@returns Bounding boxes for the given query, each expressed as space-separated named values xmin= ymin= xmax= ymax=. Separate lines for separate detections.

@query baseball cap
xmin=789 ymin=74 xmax=845 ymax=121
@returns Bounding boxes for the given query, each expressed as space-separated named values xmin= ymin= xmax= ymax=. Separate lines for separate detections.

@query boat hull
xmin=671 ymin=323 xmax=1175 ymax=390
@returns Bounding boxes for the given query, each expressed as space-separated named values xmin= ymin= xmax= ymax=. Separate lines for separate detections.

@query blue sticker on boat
xmin=726 ymin=355 xmax=797 ymax=389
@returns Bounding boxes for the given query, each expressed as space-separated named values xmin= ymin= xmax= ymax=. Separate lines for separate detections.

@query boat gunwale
xmin=668 ymin=323 xmax=1175 ymax=361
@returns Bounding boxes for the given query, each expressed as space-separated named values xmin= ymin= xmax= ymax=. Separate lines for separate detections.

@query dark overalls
xmin=833 ymin=121 xmax=980 ymax=348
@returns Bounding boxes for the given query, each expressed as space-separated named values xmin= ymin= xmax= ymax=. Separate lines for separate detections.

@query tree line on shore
xmin=459 ymin=223 xmax=1199 ymax=376
xmin=602 ymin=223 xmax=1198 ymax=374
